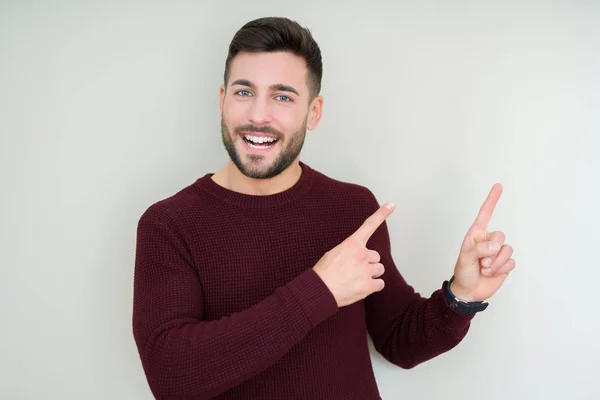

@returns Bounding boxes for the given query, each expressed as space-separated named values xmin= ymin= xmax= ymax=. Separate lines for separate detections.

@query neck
xmin=212 ymin=159 xmax=302 ymax=196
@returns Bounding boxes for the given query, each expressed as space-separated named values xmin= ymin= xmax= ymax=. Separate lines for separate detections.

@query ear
xmin=219 ymin=84 xmax=226 ymax=114
xmin=307 ymin=95 xmax=323 ymax=131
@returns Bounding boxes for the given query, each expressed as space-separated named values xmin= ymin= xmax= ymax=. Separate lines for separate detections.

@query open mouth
xmin=240 ymin=133 xmax=279 ymax=150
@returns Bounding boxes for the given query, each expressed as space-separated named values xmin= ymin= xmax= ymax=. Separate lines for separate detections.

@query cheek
xmin=223 ymin=103 xmax=244 ymax=124
xmin=276 ymin=108 xmax=306 ymax=130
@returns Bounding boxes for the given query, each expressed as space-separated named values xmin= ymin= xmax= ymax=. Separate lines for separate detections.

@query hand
xmin=313 ymin=202 xmax=395 ymax=307
xmin=450 ymin=184 xmax=516 ymax=302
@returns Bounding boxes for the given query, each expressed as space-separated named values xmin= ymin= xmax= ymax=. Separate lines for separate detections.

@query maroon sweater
xmin=132 ymin=161 xmax=475 ymax=399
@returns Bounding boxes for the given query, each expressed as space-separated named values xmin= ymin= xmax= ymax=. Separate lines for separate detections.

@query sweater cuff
xmin=286 ymin=268 xmax=339 ymax=327
xmin=434 ymin=280 xmax=476 ymax=331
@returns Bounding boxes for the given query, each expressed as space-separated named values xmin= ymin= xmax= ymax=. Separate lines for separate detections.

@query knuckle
xmin=370 ymin=266 xmax=379 ymax=278
xmin=372 ymin=251 xmax=381 ymax=262
xmin=481 ymin=241 xmax=499 ymax=254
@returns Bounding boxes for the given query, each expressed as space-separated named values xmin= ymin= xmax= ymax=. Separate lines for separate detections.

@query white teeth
xmin=244 ymin=134 xmax=276 ymax=144
xmin=247 ymin=142 xmax=273 ymax=149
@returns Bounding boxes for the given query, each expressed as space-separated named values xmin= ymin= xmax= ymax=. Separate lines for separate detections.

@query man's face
xmin=220 ymin=51 xmax=322 ymax=179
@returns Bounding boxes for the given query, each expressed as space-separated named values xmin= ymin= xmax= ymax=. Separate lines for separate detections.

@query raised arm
xmin=360 ymin=189 xmax=475 ymax=369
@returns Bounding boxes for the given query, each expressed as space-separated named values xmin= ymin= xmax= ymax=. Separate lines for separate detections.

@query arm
xmin=361 ymin=189 xmax=475 ymax=369
xmin=132 ymin=206 xmax=338 ymax=399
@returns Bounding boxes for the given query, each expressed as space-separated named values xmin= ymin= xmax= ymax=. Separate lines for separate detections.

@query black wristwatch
xmin=444 ymin=276 xmax=489 ymax=314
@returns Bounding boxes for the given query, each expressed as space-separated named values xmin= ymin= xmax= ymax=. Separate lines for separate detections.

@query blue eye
xmin=236 ymin=90 xmax=251 ymax=97
xmin=275 ymin=95 xmax=291 ymax=102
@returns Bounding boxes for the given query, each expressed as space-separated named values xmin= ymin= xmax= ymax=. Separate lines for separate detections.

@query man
xmin=132 ymin=16 xmax=515 ymax=399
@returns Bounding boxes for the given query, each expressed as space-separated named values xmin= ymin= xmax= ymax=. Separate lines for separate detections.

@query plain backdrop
xmin=1 ymin=1 xmax=599 ymax=399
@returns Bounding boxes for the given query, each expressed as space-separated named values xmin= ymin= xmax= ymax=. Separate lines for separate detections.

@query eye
xmin=235 ymin=90 xmax=252 ymax=97
xmin=275 ymin=95 xmax=292 ymax=102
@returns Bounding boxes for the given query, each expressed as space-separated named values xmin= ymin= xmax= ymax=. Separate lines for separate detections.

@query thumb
xmin=458 ymin=234 xmax=480 ymax=263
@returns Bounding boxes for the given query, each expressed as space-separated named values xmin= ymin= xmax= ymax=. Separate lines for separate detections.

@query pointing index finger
xmin=472 ymin=183 xmax=503 ymax=230
xmin=352 ymin=202 xmax=395 ymax=244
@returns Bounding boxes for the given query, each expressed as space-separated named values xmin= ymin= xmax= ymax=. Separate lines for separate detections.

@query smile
xmin=240 ymin=133 xmax=279 ymax=150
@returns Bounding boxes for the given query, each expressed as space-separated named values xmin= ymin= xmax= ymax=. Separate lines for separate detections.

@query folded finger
xmin=486 ymin=231 xmax=505 ymax=244
xmin=366 ymin=249 xmax=381 ymax=264
xmin=371 ymin=263 xmax=385 ymax=278
xmin=477 ymin=240 xmax=503 ymax=258
xmin=487 ymin=244 xmax=514 ymax=271
xmin=495 ymin=258 xmax=516 ymax=276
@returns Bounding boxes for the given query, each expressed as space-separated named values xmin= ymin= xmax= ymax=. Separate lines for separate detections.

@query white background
xmin=1 ymin=1 xmax=599 ymax=399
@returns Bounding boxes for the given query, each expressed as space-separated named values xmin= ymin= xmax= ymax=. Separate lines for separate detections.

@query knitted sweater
xmin=132 ymin=161 xmax=475 ymax=399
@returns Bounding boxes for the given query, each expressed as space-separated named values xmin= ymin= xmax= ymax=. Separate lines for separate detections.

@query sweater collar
xmin=197 ymin=161 xmax=315 ymax=209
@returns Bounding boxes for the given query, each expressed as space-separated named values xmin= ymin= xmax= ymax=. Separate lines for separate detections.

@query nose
xmin=247 ymin=96 xmax=272 ymax=126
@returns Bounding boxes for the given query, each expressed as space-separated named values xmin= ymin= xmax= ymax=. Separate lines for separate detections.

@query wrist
xmin=449 ymin=281 xmax=477 ymax=303
xmin=445 ymin=276 xmax=489 ymax=314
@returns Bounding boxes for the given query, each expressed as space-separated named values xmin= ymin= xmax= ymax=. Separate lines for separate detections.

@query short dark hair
xmin=223 ymin=17 xmax=323 ymax=99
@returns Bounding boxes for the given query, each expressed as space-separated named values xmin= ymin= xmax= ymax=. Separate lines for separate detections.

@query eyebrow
xmin=230 ymin=79 xmax=300 ymax=96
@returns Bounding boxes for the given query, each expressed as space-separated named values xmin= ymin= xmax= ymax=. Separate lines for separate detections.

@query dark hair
xmin=224 ymin=17 xmax=323 ymax=99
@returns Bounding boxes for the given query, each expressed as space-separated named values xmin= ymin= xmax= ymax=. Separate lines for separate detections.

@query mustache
xmin=234 ymin=124 xmax=282 ymax=138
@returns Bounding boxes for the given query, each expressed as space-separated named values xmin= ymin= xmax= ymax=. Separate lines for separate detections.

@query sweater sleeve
xmin=132 ymin=206 xmax=339 ymax=399
xmin=360 ymin=188 xmax=475 ymax=369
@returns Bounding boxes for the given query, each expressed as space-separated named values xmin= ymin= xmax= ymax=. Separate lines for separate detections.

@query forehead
xmin=228 ymin=51 xmax=309 ymax=95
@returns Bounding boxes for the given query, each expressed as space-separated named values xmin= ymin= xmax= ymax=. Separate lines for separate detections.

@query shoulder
xmin=137 ymin=178 xmax=207 ymax=230
xmin=310 ymin=166 xmax=381 ymax=215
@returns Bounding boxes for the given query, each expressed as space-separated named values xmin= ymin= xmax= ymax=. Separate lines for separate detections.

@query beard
xmin=220 ymin=116 xmax=307 ymax=180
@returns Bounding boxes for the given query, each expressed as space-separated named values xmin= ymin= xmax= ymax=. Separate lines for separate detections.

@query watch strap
xmin=444 ymin=276 xmax=489 ymax=314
